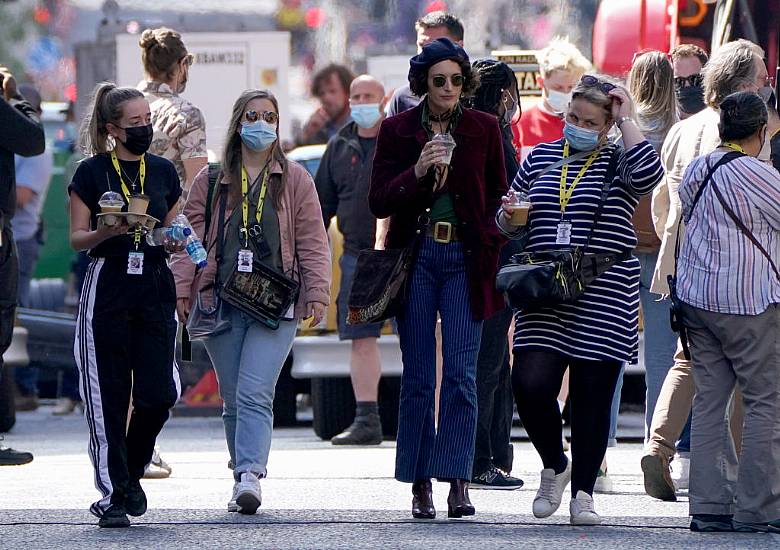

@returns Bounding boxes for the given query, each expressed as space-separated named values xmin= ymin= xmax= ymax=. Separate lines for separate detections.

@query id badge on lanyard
xmin=127 ymin=252 xmax=144 ymax=275
xmin=556 ymin=220 xmax=573 ymax=245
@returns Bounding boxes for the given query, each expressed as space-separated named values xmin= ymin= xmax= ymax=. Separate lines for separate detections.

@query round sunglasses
xmin=431 ymin=74 xmax=464 ymax=88
xmin=245 ymin=110 xmax=279 ymax=124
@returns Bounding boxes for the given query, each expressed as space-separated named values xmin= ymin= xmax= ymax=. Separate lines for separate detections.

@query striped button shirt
xmin=677 ymin=150 xmax=780 ymax=315
xmin=501 ymin=139 xmax=664 ymax=363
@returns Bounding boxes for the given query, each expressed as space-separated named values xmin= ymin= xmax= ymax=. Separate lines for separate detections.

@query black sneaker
xmin=98 ymin=505 xmax=131 ymax=528
xmin=0 ymin=440 xmax=33 ymax=466
xmin=125 ymin=480 xmax=147 ymax=517
xmin=690 ymin=514 xmax=733 ymax=532
xmin=331 ymin=414 xmax=382 ymax=446
xmin=732 ymin=518 xmax=780 ymax=533
xmin=471 ymin=465 xmax=524 ymax=490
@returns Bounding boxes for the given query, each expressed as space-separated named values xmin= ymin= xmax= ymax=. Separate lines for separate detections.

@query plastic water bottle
xmin=145 ymin=225 xmax=192 ymax=246
xmin=185 ymin=235 xmax=208 ymax=269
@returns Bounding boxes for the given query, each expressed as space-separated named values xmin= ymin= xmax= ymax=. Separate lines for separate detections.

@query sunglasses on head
xmin=431 ymin=74 xmax=464 ymax=88
xmin=180 ymin=54 xmax=195 ymax=67
xmin=580 ymin=75 xmax=616 ymax=95
xmin=245 ymin=110 xmax=279 ymax=124
xmin=674 ymin=74 xmax=703 ymax=89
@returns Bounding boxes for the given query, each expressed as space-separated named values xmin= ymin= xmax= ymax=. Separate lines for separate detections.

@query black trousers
xmin=75 ymin=256 xmax=180 ymax=517
xmin=473 ymin=305 xmax=514 ymax=473
xmin=512 ymin=349 xmax=621 ymax=496
xmin=0 ymin=227 xmax=18 ymax=360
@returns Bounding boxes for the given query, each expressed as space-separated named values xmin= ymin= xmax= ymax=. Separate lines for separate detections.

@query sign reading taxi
xmin=491 ymin=49 xmax=541 ymax=96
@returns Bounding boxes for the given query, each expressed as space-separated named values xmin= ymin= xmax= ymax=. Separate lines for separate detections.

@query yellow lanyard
xmin=110 ymin=150 xmax=146 ymax=200
xmin=241 ymin=166 xmax=269 ymax=247
xmin=560 ymin=141 xmax=600 ymax=215
xmin=722 ymin=142 xmax=746 ymax=154
xmin=110 ymin=150 xmax=146 ymax=249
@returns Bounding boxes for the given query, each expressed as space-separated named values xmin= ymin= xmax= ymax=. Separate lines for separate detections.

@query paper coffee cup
xmin=509 ymin=201 xmax=531 ymax=226
xmin=128 ymin=194 xmax=150 ymax=215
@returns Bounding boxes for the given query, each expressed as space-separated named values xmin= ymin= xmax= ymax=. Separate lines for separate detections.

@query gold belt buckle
xmin=433 ymin=221 xmax=453 ymax=244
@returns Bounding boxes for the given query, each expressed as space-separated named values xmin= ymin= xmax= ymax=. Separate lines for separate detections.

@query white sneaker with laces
xmin=671 ymin=455 xmax=690 ymax=491
xmin=235 ymin=472 xmax=262 ymax=514
xmin=593 ymin=468 xmax=615 ymax=494
xmin=570 ymin=490 xmax=601 ymax=525
xmin=532 ymin=459 xmax=572 ymax=518
xmin=227 ymin=481 xmax=240 ymax=512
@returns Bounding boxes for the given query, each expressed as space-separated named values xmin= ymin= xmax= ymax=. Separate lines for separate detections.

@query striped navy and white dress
xmin=504 ymin=139 xmax=664 ymax=363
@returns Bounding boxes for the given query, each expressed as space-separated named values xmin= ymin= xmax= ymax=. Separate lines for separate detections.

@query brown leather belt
xmin=426 ymin=221 xmax=460 ymax=243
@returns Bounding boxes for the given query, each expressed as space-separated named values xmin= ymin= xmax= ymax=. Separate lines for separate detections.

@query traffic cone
xmin=182 ymin=368 xmax=222 ymax=406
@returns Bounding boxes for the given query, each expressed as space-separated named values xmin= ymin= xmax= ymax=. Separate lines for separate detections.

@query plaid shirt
xmin=138 ymin=80 xmax=207 ymax=190
xmin=677 ymin=150 xmax=780 ymax=315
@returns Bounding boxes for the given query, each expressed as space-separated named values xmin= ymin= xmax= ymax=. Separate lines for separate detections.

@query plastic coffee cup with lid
xmin=508 ymin=191 xmax=531 ymax=226
xmin=431 ymin=133 xmax=456 ymax=166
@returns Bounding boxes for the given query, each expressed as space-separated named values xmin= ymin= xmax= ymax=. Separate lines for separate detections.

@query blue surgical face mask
xmin=350 ymin=103 xmax=382 ymax=129
xmin=240 ymin=120 xmax=277 ymax=151
xmin=563 ymin=120 xmax=602 ymax=151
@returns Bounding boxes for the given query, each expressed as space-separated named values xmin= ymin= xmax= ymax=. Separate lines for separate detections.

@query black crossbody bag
xmin=220 ymin=172 xmax=300 ymax=330
xmin=496 ymin=147 xmax=628 ymax=310
xmin=669 ymin=151 xmax=780 ymax=359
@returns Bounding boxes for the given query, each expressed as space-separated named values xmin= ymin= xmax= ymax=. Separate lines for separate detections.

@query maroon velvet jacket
xmin=369 ymin=102 xmax=508 ymax=321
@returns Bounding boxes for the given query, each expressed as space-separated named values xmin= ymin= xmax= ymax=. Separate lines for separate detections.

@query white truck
xmin=115 ymin=31 xmax=292 ymax=155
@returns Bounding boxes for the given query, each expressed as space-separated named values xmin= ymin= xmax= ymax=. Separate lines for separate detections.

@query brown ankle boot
xmin=448 ymin=479 xmax=475 ymax=518
xmin=412 ymin=479 xmax=435 ymax=519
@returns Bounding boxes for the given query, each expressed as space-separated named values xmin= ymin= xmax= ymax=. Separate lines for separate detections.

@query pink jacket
xmin=171 ymin=159 xmax=331 ymax=319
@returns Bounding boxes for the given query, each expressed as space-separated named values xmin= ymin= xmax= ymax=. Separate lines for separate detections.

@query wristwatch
xmin=616 ymin=116 xmax=633 ymax=128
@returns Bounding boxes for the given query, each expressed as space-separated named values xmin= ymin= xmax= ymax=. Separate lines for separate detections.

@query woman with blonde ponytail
xmin=69 ymin=82 xmax=183 ymax=528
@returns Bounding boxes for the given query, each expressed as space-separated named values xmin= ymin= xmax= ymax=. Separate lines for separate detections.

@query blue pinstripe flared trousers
xmin=395 ymin=238 xmax=483 ymax=482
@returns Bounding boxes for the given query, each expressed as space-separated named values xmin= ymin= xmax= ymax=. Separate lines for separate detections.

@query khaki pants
xmin=645 ymin=340 xmax=743 ymax=460
xmin=682 ymin=303 xmax=780 ymax=523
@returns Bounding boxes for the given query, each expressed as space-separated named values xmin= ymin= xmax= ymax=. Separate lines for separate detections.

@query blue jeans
xmin=204 ymin=303 xmax=297 ymax=480
xmin=14 ymin=237 xmax=40 ymax=395
xmin=395 ymin=238 xmax=483 ymax=482
xmin=637 ymin=251 xmax=691 ymax=449
xmin=608 ymin=365 xmax=624 ymax=447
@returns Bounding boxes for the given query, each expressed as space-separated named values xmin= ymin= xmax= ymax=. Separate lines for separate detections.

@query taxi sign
xmin=491 ymin=49 xmax=542 ymax=96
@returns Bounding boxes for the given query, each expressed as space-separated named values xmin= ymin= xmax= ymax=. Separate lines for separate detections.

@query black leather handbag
xmin=496 ymin=148 xmax=622 ymax=311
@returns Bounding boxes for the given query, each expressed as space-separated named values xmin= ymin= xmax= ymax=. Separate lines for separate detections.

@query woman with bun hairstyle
xmin=69 ymin=82 xmax=183 ymax=528
xmin=171 ymin=90 xmax=331 ymax=515
xmin=138 ymin=27 xmax=207 ymax=195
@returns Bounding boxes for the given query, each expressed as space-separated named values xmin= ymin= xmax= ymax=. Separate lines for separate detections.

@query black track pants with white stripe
xmin=74 ymin=255 xmax=180 ymax=517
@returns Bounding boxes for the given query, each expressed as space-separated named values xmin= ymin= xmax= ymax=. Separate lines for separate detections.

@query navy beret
xmin=409 ymin=38 xmax=469 ymax=78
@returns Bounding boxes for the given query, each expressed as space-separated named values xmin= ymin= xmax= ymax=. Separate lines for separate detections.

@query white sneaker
xmin=593 ymin=468 xmax=615 ymax=494
xmin=143 ymin=447 xmax=172 ymax=479
xmin=670 ymin=455 xmax=690 ymax=491
xmin=227 ymin=481 xmax=240 ymax=512
xmin=235 ymin=472 xmax=262 ymax=514
xmin=570 ymin=490 xmax=601 ymax=525
xmin=533 ymin=459 xmax=572 ymax=518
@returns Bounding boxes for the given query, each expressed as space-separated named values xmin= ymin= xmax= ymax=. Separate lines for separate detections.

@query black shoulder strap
xmin=204 ymin=162 xmax=221 ymax=240
xmin=672 ymin=151 xmax=743 ymax=277
xmin=582 ymin=145 xmax=620 ymax=252
xmin=685 ymin=151 xmax=742 ymax=223
xmin=709 ymin=173 xmax=780 ymax=281
xmin=213 ymin=183 xmax=228 ymax=287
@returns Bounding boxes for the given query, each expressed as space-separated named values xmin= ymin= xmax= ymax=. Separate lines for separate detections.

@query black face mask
xmin=676 ymin=85 xmax=705 ymax=116
xmin=120 ymin=124 xmax=154 ymax=155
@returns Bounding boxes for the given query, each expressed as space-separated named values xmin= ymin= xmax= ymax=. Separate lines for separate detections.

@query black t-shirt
xmin=67 ymin=153 xmax=181 ymax=258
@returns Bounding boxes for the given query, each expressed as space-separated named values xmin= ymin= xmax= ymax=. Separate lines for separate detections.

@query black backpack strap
xmin=581 ymin=145 xmax=620 ymax=253
xmin=204 ymin=162 xmax=221 ymax=241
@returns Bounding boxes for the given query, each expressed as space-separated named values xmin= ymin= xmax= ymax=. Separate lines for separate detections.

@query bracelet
xmin=616 ymin=116 xmax=633 ymax=128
